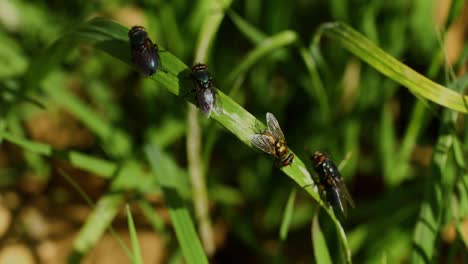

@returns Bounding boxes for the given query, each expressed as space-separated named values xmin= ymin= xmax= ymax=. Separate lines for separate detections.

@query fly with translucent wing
xmin=250 ymin=112 xmax=294 ymax=167
xmin=128 ymin=26 xmax=160 ymax=76
xmin=191 ymin=63 xmax=221 ymax=117
xmin=311 ymin=151 xmax=355 ymax=217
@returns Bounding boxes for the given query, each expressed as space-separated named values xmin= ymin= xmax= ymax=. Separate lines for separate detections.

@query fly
xmin=128 ymin=25 xmax=160 ymax=76
xmin=191 ymin=63 xmax=220 ymax=117
xmin=311 ymin=151 xmax=355 ymax=217
xmin=250 ymin=112 xmax=294 ymax=167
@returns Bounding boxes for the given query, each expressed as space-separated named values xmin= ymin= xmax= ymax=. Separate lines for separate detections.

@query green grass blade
xmin=311 ymin=209 xmax=333 ymax=264
xmin=227 ymin=10 xmax=330 ymax=120
xmin=1 ymin=130 xmax=117 ymax=177
xmin=189 ymin=0 xmax=234 ymax=256
xmin=138 ymin=200 xmax=170 ymax=243
xmin=194 ymin=0 xmax=233 ymax=62
xmin=70 ymin=192 xmax=127 ymax=262
xmin=59 ymin=169 xmax=133 ymax=263
xmin=41 ymin=76 xmax=132 ymax=157
xmin=227 ymin=9 xmax=266 ymax=43
xmin=411 ymin=114 xmax=454 ymax=263
xmin=279 ymin=188 xmax=296 ymax=241
xmin=126 ymin=205 xmax=144 ymax=264
xmin=26 ymin=18 xmax=350 ymax=262
xmin=315 ymin=22 xmax=468 ymax=113
xmin=145 ymin=143 xmax=208 ymax=264
xmin=225 ymin=30 xmax=298 ymax=89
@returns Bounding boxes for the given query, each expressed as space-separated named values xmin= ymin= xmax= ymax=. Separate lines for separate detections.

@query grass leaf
xmin=145 ymin=143 xmax=209 ymax=264
xmin=311 ymin=209 xmax=333 ymax=264
xmin=127 ymin=205 xmax=144 ymax=264
xmin=25 ymin=17 xmax=351 ymax=262
xmin=315 ymin=22 xmax=468 ymax=113
xmin=279 ymin=188 xmax=296 ymax=241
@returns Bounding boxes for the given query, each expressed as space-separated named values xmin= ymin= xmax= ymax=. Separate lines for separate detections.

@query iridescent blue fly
xmin=191 ymin=63 xmax=219 ymax=117
xmin=128 ymin=26 xmax=160 ymax=76
xmin=311 ymin=151 xmax=355 ymax=217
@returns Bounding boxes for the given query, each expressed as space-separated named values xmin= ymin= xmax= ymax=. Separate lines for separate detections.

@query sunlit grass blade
xmin=25 ymin=17 xmax=351 ymax=262
xmin=145 ymin=143 xmax=208 ymax=264
xmin=70 ymin=192 xmax=127 ymax=262
xmin=311 ymin=209 xmax=332 ymax=264
xmin=127 ymin=205 xmax=144 ymax=264
xmin=279 ymin=188 xmax=296 ymax=241
xmin=315 ymin=22 xmax=468 ymax=113
xmin=58 ymin=169 xmax=133 ymax=263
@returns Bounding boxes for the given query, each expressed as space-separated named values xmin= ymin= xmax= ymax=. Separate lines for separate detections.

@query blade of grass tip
xmin=145 ymin=143 xmax=208 ymax=264
xmin=225 ymin=30 xmax=298 ymax=95
xmin=279 ymin=188 xmax=296 ymax=241
xmin=315 ymin=22 xmax=468 ymax=113
xmin=1 ymin=130 xmax=117 ymax=177
xmin=126 ymin=204 xmax=144 ymax=264
xmin=311 ymin=208 xmax=333 ymax=264
xmin=70 ymin=194 xmax=129 ymax=262
xmin=138 ymin=200 xmax=170 ymax=243
xmin=49 ymin=18 xmax=349 ymax=260
xmin=227 ymin=9 xmax=267 ymax=43
xmin=227 ymin=11 xmax=330 ymax=119
xmin=58 ymin=169 xmax=132 ymax=263
xmin=188 ymin=0 xmax=233 ymax=256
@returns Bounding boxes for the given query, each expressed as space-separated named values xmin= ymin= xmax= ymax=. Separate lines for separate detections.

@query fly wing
xmin=212 ymin=86 xmax=224 ymax=116
xmin=250 ymin=134 xmax=275 ymax=155
xmin=330 ymin=175 xmax=355 ymax=209
xmin=326 ymin=185 xmax=347 ymax=217
xmin=132 ymin=44 xmax=159 ymax=76
xmin=196 ymin=87 xmax=215 ymax=117
xmin=266 ymin=112 xmax=285 ymax=141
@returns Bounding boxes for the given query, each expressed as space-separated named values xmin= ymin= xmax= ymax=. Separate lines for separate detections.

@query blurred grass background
xmin=0 ymin=0 xmax=467 ymax=263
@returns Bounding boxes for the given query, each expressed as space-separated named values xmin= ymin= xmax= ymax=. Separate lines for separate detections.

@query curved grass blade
xmin=227 ymin=9 xmax=330 ymax=121
xmin=224 ymin=30 xmax=298 ymax=89
xmin=145 ymin=143 xmax=209 ymax=264
xmin=58 ymin=169 xmax=134 ymax=263
xmin=70 ymin=191 xmax=127 ymax=263
xmin=311 ymin=209 xmax=333 ymax=264
xmin=26 ymin=17 xmax=351 ymax=262
xmin=0 ymin=131 xmax=116 ymax=176
xmin=126 ymin=205 xmax=144 ymax=264
xmin=314 ymin=22 xmax=468 ymax=113
xmin=189 ymin=0 xmax=234 ymax=256
xmin=279 ymin=188 xmax=296 ymax=241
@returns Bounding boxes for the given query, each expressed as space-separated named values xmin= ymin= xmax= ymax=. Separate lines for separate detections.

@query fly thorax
xmin=276 ymin=143 xmax=288 ymax=156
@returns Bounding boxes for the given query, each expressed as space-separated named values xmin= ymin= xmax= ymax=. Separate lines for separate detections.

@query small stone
xmin=0 ymin=244 xmax=35 ymax=264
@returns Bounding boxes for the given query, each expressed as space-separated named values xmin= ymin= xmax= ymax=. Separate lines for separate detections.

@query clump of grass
xmin=1 ymin=1 xmax=467 ymax=263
